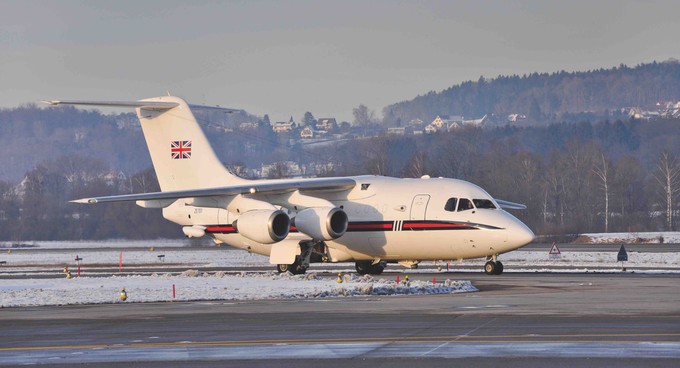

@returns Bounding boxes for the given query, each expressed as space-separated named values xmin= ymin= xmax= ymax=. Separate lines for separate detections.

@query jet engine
xmin=233 ymin=209 xmax=290 ymax=244
xmin=293 ymin=207 xmax=348 ymax=241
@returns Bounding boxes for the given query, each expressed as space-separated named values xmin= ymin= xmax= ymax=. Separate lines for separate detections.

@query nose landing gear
xmin=484 ymin=254 xmax=504 ymax=275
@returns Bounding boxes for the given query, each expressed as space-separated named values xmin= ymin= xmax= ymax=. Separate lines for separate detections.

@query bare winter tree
xmin=592 ymin=153 xmax=612 ymax=232
xmin=267 ymin=161 xmax=291 ymax=179
xmin=352 ymin=104 xmax=376 ymax=126
xmin=404 ymin=151 xmax=428 ymax=178
xmin=655 ymin=152 xmax=680 ymax=231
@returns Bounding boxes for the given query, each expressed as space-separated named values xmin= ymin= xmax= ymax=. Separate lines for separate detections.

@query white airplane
xmin=45 ymin=95 xmax=534 ymax=275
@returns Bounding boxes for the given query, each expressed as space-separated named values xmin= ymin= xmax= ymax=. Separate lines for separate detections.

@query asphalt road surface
xmin=1 ymin=273 xmax=679 ymax=367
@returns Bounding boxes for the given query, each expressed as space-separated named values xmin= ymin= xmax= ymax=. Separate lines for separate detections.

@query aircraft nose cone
xmin=507 ymin=217 xmax=535 ymax=249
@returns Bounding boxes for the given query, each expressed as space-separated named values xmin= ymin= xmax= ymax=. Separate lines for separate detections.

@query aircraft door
xmin=410 ymin=194 xmax=430 ymax=220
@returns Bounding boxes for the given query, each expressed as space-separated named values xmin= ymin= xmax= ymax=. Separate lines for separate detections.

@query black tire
xmin=355 ymin=261 xmax=373 ymax=275
xmin=276 ymin=264 xmax=289 ymax=273
xmin=494 ymin=261 xmax=504 ymax=275
xmin=484 ymin=261 xmax=497 ymax=275
xmin=278 ymin=259 xmax=307 ymax=275
xmin=370 ymin=262 xmax=387 ymax=275
xmin=289 ymin=258 xmax=307 ymax=275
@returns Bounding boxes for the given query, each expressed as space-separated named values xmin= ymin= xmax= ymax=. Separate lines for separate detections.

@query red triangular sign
xmin=549 ymin=242 xmax=561 ymax=255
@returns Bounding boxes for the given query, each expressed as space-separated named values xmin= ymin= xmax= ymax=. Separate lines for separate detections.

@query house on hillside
xmin=407 ymin=118 xmax=424 ymax=127
xmin=316 ymin=118 xmax=337 ymax=131
xmin=424 ymin=124 xmax=438 ymax=134
xmin=272 ymin=121 xmax=296 ymax=133
xmin=449 ymin=115 xmax=488 ymax=130
xmin=507 ymin=114 xmax=527 ymax=123
xmin=426 ymin=115 xmax=463 ymax=132
xmin=387 ymin=127 xmax=414 ymax=135
xmin=239 ymin=122 xmax=259 ymax=130
xmin=432 ymin=115 xmax=464 ymax=130
xmin=300 ymin=126 xmax=316 ymax=139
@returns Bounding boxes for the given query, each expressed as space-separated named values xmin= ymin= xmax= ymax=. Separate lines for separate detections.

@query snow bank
xmin=0 ymin=272 xmax=476 ymax=308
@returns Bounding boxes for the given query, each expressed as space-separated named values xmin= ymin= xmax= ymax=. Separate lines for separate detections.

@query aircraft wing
xmin=70 ymin=177 xmax=357 ymax=204
xmin=495 ymin=199 xmax=527 ymax=210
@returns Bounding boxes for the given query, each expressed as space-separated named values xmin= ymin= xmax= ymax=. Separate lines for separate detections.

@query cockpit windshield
xmin=445 ymin=197 xmax=497 ymax=212
xmin=457 ymin=198 xmax=474 ymax=211
xmin=444 ymin=198 xmax=457 ymax=212
xmin=473 ymin=199 xmax=496 ymax=209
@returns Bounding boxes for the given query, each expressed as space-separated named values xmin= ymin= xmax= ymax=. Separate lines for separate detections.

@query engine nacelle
xmin=233 ymin=209 xmax=290 ymax=244
xmin=293 ymin=207 xmax=348 ymax=241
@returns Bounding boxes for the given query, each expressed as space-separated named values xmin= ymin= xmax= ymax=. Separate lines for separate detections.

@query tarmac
xmin=1 ymin=272 xmax=679 ymax=367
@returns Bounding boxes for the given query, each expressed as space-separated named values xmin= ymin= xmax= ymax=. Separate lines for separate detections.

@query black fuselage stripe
xmin=204 ymin=221 xmax=495 ymax=234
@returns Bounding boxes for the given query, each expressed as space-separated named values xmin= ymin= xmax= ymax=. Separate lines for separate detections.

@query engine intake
xmin=293 ymin=207 xmax=348 ymax=241
xmin=233 ymin=209 xmax=290 ymax=244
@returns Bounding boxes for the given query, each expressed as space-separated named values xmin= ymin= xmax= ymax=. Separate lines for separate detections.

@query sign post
xmin=548 ymin=242 xmax=561 ymax=259
xmin=617 ymin=244 xmax=628 ymax=271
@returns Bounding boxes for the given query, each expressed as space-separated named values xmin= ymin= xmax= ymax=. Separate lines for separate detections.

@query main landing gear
xmin=277 ymin=240 xmax=326 ymax=275
xmin=484 ymin=254 xmax=504 ymax=275
xmin=277 ymin=258 xmax=307 ymax=275
xmin=355 ymin=260 xmax=386 ymax=275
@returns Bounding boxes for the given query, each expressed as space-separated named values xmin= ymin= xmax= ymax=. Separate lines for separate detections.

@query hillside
xmin=383 ymin=60 xmax=680 ymax=125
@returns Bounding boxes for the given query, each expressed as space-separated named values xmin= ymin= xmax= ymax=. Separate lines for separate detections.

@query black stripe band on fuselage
xmin=203 ymin=220 xmax=500 ymax=235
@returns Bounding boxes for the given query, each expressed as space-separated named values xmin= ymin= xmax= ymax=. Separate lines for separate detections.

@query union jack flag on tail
xmin=171 ymin=140 xmax=192 ymax=159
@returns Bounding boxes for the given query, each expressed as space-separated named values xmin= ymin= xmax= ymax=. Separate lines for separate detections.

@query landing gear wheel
xmin=494 ymin=261 xmax=504 ymax=275
xmin=370 ymin=262 xmax=386 ymax=275
xmin=276 ymin=264 xmax=290 ymax=273
xmin=484 ymin=261 xmax=504 ymax=275
xmin=355 ymin=261 xmax=372 ymax=275
xmin=277 ymin=258 xmax=307 ymax=275
xmin=484 ymin=261 xmax=497 ymax=275
xmin=355 ymin=261 xmax=386 ymax=275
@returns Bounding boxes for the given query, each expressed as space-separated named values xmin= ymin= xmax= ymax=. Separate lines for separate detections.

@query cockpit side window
xmin=444 ymin=198 xmax=458 ymax=212
xmin=457 ymin=198 xmax=474 ymax=211
xmin=473 ymin=199 xmax=497 ymax=209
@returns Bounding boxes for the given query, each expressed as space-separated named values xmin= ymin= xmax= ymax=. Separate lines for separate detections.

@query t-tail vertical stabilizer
xmin=134 ymin=96 xmax=249 ymax=191
xmin=44 ymin=96 xmax=249 ymax=191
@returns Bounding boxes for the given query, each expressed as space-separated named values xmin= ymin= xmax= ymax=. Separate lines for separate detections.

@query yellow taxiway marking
xmin=2 ymin=332 xmax=680 ymax=352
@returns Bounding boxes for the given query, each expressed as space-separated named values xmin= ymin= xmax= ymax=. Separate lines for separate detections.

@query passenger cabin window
xmin=457 ymin=198 xmax=474 ymax=211
xmin=473 ymin=199 xmax=497 ymax=209
xmin=444 ymin=198 xmax=458 ymax=212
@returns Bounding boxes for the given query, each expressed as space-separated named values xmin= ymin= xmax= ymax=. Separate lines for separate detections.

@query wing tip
xmin=70 ymin=198 xmax=98 ymax=204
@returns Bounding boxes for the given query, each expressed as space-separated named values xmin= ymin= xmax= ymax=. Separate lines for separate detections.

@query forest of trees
xmin=383 ymin=60 xmax=680 ymax=125
xmin=1 ymin=117 xmax=678 ymax=241
xmin=317 ymin=119 xmax=680 ymax=236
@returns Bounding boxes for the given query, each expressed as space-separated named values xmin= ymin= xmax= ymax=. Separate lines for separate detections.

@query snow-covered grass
xmin=0 ymin=272 xmax=476 ymax=308
xmin=575 ymin=232 xmax=680 ymax=244
xmin=0 ymin=248 xmax=269 ymax=268
xmin=0 ymin=239 xmax=189 ymax=249
xmin=2 ymin=237 xmax=679 ymax=308
xmin=1 ymin=247 xmax=677 ymax=271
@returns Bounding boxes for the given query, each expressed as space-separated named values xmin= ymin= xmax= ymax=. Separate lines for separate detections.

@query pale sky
xmin=1 ymin=0 xmax=679 ymax=122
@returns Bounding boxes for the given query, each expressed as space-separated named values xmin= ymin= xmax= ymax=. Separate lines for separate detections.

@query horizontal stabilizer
xmin=43 ymin=99 xmax=243 ymax=114
xmin=42 ymin=100 xmax=179 ymax=110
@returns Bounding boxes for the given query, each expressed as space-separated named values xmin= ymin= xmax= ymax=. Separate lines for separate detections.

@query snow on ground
xmin=0 ymin=247 xmax=270 ymax=268
xmin=0 ymin=239 xmax=189 ymax=249
xmin=2 ymin=236 xmax=680 ymax=308
xmin=576 ymin=232 xmax=680 ymax=244
xmin=1 ymin=247 xmax=678 ymax=270
xmin=0 ymin=272 xmax=476 ymax=308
